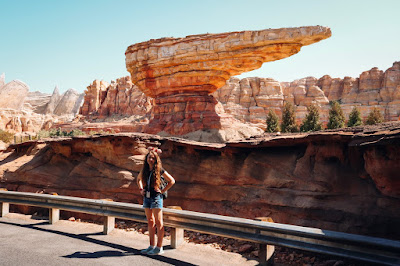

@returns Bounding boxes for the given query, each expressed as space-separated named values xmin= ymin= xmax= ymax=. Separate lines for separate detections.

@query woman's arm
xmin=137 ymin=170 xmax=145 ymax=196
xmin=161 ymin=171 xmax=175 ymax=194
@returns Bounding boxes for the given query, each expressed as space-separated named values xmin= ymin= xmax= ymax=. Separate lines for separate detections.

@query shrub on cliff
xmin=281 ymin=102 xmax=298 ymax=133
xmin=300 ymin=104 xmax=322 ymax=132
xmin=327 ymin=101 xmax=345 ymax=129
xmin=0 ymin=129 xmax=14 ymax=143
xmin=38 ymin=128 xmax=86 ymax=138
xmin=266 ymin=109 xmax=279 ymax=133
xmin=68 ymin=129 xmax=85 ymax=137
xmin=365 ymin=107 xmax=384 ymax=125
xmin=347 ymin=107 xmax=363 ymax=127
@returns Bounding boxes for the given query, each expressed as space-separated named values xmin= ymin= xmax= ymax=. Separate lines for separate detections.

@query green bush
xmin=0 ymin=129 xmax=14 ymax=143
xmin=38 ymin=128 xmax=86 ymax=138
xmin=266 ymin=109 xmax=279 ymax=133
xmin=347 ymin=107 xmax=363 ymax=127
xmin=365 ymin=108 xmax=384 ymax=125
xmin=327 ymin=101 xmax=345 ymax=129
xmin=38 ymin=130 xmax=50 ymax=139
xmin=300 ymin=104 xmax=322 ymax=132
xmin=281 ymin=102 xmax=299 ymax=133
xmin=67 ymin=129 xmax=85 ymax=137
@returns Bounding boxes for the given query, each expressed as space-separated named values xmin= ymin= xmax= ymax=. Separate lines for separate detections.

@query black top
xmin=144 ymin=168 xmax=165 ymax=197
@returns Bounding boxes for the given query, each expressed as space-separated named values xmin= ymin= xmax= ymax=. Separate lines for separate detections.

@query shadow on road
xmin=0 ymin=220 xmax=196 ymax=266
xmin=64 ymin=250 xmax=132 ymax=259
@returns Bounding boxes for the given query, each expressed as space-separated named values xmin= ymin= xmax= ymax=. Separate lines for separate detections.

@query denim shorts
xmin=143 ymin=194 xmax=163 ymax=209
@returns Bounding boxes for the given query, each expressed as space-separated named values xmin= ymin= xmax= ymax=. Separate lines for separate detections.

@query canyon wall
xmin=213 ymin=61 xmax=400 ymax=127
xmin=79 ymin=62 xmax=400 ymax=133
xmin=1 ymin=122 xmax=399 ymax=239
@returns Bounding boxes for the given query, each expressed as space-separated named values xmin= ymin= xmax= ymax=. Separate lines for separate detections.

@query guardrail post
xmin=103 ymin=216 xmax=115 ymax=235
xmin=0 ymin=202 xmax=9 ymax=217
xmin=255 ymin=217 xmax=275 ymax=265
xmin=259 ymin=243 xmax=275 ymax=266
xmin=170 ymin=227 xmax=184 ymax=248
xmin=49 ymin=208 xmax=60 ymax=224
xmin=167 ymin=206 xmax=184 ymax=248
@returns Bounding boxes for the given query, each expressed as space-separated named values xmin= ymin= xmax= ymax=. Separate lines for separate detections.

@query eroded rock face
xmin=80 ymin=80 xmax=110 ymax=116
xmin=0 ymin=109 xmax=54 ymax=133
xmin=0 ymin=80 xmax=29 ymax=110
xmin=23 ymin=91 xmax=52 ymax=114
xmin=1 ymin=123 xmax=399 ymax=239
xmin=53 ymin=89 xmax=84 ymax=116
xmin=125 ymin=26 xmax=331 ymax=135
xmin=44 ymin=86 xmax=61 ymax=115
xmin=214 ymin=62 xmax=400 ymax=126
xmin=0 ymin=74 xmax=85 ymax=133
xmin=126 ymin=26 xmax=331 ymax=97
xmin=79 ymin=77 xmax=152 ymax=119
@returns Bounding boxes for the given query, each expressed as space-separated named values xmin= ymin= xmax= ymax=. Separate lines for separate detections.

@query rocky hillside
xmin=1 ymin=122 xmax=399 ymax=239
xmin=213 ymin=61 xmax=400 ymax=125
xmin=79 ymin=62 xmax=400 ymax=133
xmin=0 ymin=74 xmax=85 ymax=133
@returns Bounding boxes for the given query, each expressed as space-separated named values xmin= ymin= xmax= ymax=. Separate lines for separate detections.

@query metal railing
xmin=0 ymin=190 xmax=399 ymax=265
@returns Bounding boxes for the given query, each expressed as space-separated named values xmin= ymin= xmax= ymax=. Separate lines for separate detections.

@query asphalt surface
xmin=0 ymin=213 xmax=259 ymax=266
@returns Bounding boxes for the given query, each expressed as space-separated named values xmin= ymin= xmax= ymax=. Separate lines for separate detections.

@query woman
xmin=137 ymin=147 xmax=175 ymax=255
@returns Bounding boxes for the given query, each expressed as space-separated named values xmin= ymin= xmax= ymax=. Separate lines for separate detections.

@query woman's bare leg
xmin=145 ymin=208 xmax=156 ymax=246
xmin=153 ymin=208 xmax=164 ymax=248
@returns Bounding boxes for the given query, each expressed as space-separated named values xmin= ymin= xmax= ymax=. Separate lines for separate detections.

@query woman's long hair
xmin=141 ymin=150 xmax=162 ymax=190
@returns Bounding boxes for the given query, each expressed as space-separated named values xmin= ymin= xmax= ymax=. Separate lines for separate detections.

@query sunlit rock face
xmin=0 ymin=80 xmax=29 ymax=110
xmin=214 ymin=62 xmax=400 ymax=126
xmin=79 ymin=76 xmax=152 ymax=119
xmin=125 ymin=26 xmax=331 ymax=135
xmin=0 ymin=74 xmax=84 ymax=133
xmin=1 ymin=123 xmax=399 ymax=239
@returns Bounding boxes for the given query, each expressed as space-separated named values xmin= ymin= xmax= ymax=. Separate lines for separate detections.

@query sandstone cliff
xmin=0 ymin=74 xmax=85 ymax=133
xmin=53 ymin=88 xmax=84 ymax=117
xmin=79 ymin=62 xmax=400 ymax=137
xmin=1 ymin=122 xmax=399 ymax=239
xmin=23 ymin=91 xmax=52 ymax=114
xmin=80 ymin=77 xmax=152 ymax=119
xmin=44 ymin=86 xmax=61 ymax=115
xmin=214 ymin=61 xmax=400 ymax=126
xmin=0 ymin=79 xmax=29 ymax=110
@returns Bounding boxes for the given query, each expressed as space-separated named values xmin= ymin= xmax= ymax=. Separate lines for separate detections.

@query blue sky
xmin=1 ymin=0 xmax=399 ymax=94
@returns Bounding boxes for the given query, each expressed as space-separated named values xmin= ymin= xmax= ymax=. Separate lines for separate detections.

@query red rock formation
xmin=1 ymin=122 xmax=400 ymax=239
xmin=214 ymin=61 xmax=400 ymax=127
xmin=79 ymin=77 xmax=152 ymax=119
xmin=125 ymin=26 xmax=331 ymax=135
xmin=80 ymin=80 xmax=109 ymax=116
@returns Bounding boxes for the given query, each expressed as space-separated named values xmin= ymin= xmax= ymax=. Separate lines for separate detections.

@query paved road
xmin=0 ymin=213 xmax=259 ymax=266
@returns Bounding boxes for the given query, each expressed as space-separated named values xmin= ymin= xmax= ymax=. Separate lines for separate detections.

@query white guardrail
xmin=0 ymin=191 xmax=399 ymax=265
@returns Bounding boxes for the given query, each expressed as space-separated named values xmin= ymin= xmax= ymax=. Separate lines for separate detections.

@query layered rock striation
xmin=125 ymin=26 xmax=331 ymax=135
xmin=80 ymin=77 xmax=152 ymax=119
xmin=77 ymin=61 xmax=400 ymax=138
xmin=214 ymin=62 xmax=400 ymax=126
xmin=1 ymin=122 xmax=399 ymax=239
